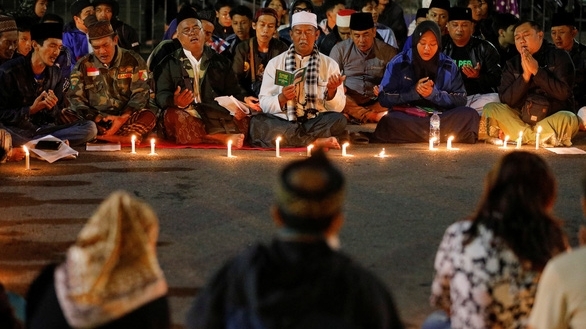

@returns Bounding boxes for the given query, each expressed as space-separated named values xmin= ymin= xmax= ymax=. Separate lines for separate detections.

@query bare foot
xmin=366 ymin=111 xmax=387 ymax=123
xmin=205 ymin=133 xmax=245 ymax=148
xmin=314 ymin=137 xmax=340 ymax=149
xmin=8 ymin=148 xmax=25 ymax=162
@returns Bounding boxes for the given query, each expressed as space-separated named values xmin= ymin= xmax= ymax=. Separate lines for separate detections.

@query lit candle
xmin=307 ymin=144 xmax=313 ymax=157
xmin=227 ymin=140 xmax=233 ymax=157
xmin=131 ymin=135 xmax=136 ymax=154
xmin=149 ymin=138 xmax=156 ymax=155
xmin=535 ymin=125 xmax=542 ymax=150
xmin=275 ymin=136 xmax=281 ymax=158
xmin=23 ymin=146 xmax=30 ymax=170
xmin=447 ymin=136 xmax=454 ymax=150
xmin=516 ymin=131 xmax=522 ymax=149
xmin=377 ymin=148 xmax=386 ymax=158
xmin=429 ymin=137 xmax=437 ymax=150
xmin=503 ymin=135 xmax=509 ymax=149
xmin=342 ymin=142 xmax=349 ymax=156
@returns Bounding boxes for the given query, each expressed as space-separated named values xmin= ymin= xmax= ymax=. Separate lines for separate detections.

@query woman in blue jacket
xmin=373 ymin=20 xmax=479 ymax=144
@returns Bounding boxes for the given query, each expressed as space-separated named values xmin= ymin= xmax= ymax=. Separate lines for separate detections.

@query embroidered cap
xmin=350 ymin=12 xmax=374 ymax=31
xmin=0 ymin=15 xmax=17 ymax=33
xmin=86 ymin=15 xmax=117 ymax=40
xmin=254 ymin=7 xmax=279 ymax=24
xmin=336 ymin=9 xmax=355 ymax=28
xmin=275 ymin=149 xmax=345 ymax=233
xmin=291 ymin=11 xmax=317 ymax=29
xmin=54 ymin=191 xmax=168 ymax=328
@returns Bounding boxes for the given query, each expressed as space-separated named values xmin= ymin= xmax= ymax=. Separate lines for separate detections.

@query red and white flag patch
xmin=87 ymin=67 xmax=99 ymax=76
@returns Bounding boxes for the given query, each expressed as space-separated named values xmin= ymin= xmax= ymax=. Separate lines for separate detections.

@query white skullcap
xmin=336 ymin=9 xmax=355 ymax=28
xmin=291 ymin=11 xmax=317 ymax=28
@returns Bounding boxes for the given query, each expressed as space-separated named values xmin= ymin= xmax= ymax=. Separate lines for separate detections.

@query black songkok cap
xmin=416 ymin=8 xmax=429 ymax=19
xmin=448 ymin=7 xmax=472 ymax=21
xmin=551 ymin=11 xmax=576 ymax=28
xmin=275 ymin=148 xmax=345 ymax=233
xmin=70 ymin=0 xmax=92 ymax=17
xmin=429 ymin=0 xmax=450 ymax=11
xmin=349 ymin=12 xmax=374 ymax=31
xmin=31 ymin=22 xmax=63 ymax=41
xmin=176 ymin=5 xmax=198 ymax=25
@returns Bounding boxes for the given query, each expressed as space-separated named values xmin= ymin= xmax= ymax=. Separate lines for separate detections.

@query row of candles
xmin=20 ymin=126 xmax=544 ymax=170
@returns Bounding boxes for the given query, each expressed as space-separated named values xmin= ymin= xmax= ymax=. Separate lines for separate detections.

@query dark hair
xmin=214 ymin=0 xmax=235 ymax=12
xmin=349 ymin=0 xmax=378 ymax=11
xmin=323 ymin=0 xmax=346 ymax=12
xmin=466 ymin=151 xmax=566 ymax=271
xmin=229 ymin=5 xmax=253 ymax=20
xmin=262 ymin=0 xmax=287 ymax=10
xmin=289 ymin=0 xmax=314 ymax=24
xmin=456 ymin=0 xmax=494 ymax=12
xmin=514 ymin=19 xmax=542 ymax=33
xmin=15 ymin=16 xmax=35 ymax=32
xmin=491 ymin=12 xmax=519 ymax=33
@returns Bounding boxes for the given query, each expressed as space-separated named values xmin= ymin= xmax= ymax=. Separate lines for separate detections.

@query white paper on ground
xmin=25 ymin=135 xmax=79 ymax=163
xmin=545 ymin=147 xmax=586 ymax=154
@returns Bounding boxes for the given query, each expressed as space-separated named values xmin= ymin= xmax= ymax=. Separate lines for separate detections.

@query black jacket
xmin=499 ymin=41 xmax=574 ymax=114
xmin=442 ymin=35 xmax=502 ymax=95
xmin=0 ymin=54 xmax=65 ymax=129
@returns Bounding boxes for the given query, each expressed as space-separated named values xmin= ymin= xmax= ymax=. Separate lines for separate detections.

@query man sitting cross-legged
xmin=154 ymin=6 xmax=260 ymax=147
xmin=249 ymin=11 xmax=347 ymax=149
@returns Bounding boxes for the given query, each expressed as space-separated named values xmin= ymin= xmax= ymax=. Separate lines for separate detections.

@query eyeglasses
xmin=293 ymin=7 xmax=311 ymax=13
xmin=181 ymin=26 xmax=202 ymax=36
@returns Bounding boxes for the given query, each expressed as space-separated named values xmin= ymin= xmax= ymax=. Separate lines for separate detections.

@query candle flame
xmin=276 ymin=136 xmax=281 ymax=142
xmin=537 ymin=125 xmax=542 ymax=133
xmin=22 ymin=145 xmax=29 ymax=155
xmin=448 ymin=136 xmax=454 ymax=141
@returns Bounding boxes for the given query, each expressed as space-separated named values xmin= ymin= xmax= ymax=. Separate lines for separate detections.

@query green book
xmin=274 ymin=67 xmax=307 ymax=86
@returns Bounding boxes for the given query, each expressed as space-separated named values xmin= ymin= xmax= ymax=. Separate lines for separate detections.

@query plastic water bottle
xmin=429 ymin=111 xmax=440 ymax=146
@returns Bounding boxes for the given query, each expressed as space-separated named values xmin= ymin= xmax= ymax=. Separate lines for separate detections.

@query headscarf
xmin=411 ymin=20 xmax=441 ymax=82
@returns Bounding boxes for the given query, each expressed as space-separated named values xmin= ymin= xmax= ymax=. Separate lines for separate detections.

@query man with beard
xmin=0 ymin=22 xmax=96 ymax=147
xmin=68 ymin=16 xmax=155 ymax=144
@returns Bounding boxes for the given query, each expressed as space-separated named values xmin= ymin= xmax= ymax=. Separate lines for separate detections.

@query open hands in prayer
xmin=173 ymin=86 xmax=194 ymax=108
xmin=415 ymin=77 xmax=434 ymax=98
xmin=462 ymin=63 xmax=481 ymax=79
xmin=30 ymin=90 xmax=58 ymax=114
xmin=327 ymin=73 xmax=346 ymax=91
xmin=521 ymin=48 xmax=538 ymax=81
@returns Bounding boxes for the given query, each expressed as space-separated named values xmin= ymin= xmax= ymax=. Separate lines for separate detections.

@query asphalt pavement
xmin=1 ymin=132 xmax=586 ymax=328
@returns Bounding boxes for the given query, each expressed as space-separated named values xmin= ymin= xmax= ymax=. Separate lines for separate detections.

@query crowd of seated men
xmin=1 ymin=0 xmax=586 ymax=164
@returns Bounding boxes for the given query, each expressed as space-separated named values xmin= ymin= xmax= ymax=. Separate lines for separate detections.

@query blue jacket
xmin=378 ymin=49 xmax=467 ymax=111
xmin=63 ymin=21 xmax=90 ymax=69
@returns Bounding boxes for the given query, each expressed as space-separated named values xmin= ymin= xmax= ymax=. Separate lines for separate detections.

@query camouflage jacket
xmin=67 ymin=46 xmax=150 ymax=121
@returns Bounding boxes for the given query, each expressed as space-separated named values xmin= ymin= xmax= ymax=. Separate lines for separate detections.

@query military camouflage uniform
xmin=67 ymin=46 xmax=156 ymax=137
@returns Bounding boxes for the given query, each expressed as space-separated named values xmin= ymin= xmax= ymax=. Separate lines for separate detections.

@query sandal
xmin=350 ymin=132 xmax=370 ymax=145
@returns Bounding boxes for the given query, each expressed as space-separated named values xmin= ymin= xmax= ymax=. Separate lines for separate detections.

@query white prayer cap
xmin=336 ymin=9 xmax=355 ymax=28
xmin=291 ymin=11 xmax=317 ymax=29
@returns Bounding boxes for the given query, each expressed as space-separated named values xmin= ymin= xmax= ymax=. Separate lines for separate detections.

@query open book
xmin=214 ymin=95 xmax=251 ymax=116
xmin=274 ymin=67 xmax=306 ymax=86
